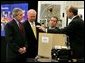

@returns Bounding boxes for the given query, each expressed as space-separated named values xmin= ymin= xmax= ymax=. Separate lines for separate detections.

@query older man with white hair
xmin=23 ymin=9 xmax=42 ymax=59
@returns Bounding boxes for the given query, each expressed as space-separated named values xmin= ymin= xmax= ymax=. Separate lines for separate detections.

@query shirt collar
xmin=49 ymin=26 xmax=56 ymax=29
xmin=13 ymin=18 xmax=20 ymax=26
xmin=29 ymin=21 xmax=35 ymax=26
xmin=71 ymin=15 xmax=77 ymax=21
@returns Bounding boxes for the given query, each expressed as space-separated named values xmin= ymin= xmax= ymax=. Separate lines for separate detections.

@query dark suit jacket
xmin=5 ymin=19 xmax=27 ymax=61
xmin=57 ymin=16 xmax=84 ymax=58
xmin=23 ymin=20 xmax=41 ymax=58
xmin=47 ymin=27 xmax=60 ymax=33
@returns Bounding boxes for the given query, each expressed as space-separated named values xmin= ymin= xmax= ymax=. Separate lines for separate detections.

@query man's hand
xmin=18 ymin=47 xmax=26 ymax=54
xmin=23 ymin=47 xmax=26 ymax=53
xmin=37 ymin=26 xmax=46 ymax=32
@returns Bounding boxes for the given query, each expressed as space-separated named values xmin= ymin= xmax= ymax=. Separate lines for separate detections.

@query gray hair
xmin=12 ymin=8 xmax=23 ymax=18
xmin=27 ymin=9 xmax=36 ymax=15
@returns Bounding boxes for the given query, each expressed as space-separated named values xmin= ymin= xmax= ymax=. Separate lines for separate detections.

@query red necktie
xmin=18 ymin=22 xmax=25 ymax=37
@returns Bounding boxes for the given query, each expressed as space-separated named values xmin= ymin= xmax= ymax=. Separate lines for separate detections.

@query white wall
xmin=78 ymin=9 xmax=84 ymax=20
xmin=38 ymin=1 xmax=84 ymax=28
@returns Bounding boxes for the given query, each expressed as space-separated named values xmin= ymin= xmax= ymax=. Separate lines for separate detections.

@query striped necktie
xmin=31 ymin=24 xmax=37 ymax=38
xmin=18 ymin=22 xmax=25 ymax=37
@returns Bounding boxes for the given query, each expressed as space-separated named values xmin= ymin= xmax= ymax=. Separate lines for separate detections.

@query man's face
xmin=27 ymin=12 xmax=36 ymax=22
xmin=15 ymin=11 xmax=24 ymax=21
xmin=49 ymin=17 xmax=57 ymax=27
xmin=66 ymin=10 xmax=73 ymax=19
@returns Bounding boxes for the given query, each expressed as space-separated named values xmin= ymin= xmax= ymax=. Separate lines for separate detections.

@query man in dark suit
xmin=47 ymin=16 xmax=60 ymax=33
xmin=5 ymin=8 xmax=27 ymax=62
xmin=57 ymin=6 xmax=84 ymax=60
xmin=23 ymin=9 xmax=41 ymax=58
xmin=38 ymin=16 xmax=60 ymax=33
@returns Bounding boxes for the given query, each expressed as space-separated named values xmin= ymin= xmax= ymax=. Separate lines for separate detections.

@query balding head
xmin=66 ymin=6 xmax=78 ymax=19
xmin=27 ymin=9 xmax=36 ymax=15
xmin=27 ymin=9 xmax=37 ymax=22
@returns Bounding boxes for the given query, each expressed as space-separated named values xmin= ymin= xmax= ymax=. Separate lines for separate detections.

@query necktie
xmin=31 ymin=24 xmax=37 ymax=38
xmin=18 ymin=22 xmax=25 ymax=37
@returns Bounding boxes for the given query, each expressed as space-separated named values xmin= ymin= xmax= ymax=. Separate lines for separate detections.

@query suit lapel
xmin=27 ymin=21 xmax=37 ymax=38
xmin=27 ymin=21 xmax=34 ymax=33
xmin=12 ymin=20 xmax=20 ymax=33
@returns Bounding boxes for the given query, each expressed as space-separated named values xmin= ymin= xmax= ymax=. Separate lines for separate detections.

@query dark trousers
xmin=1 ymin=37 xmax=6 ymax=62
xmin=6 ymin=53 xmax=27 ymax=62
